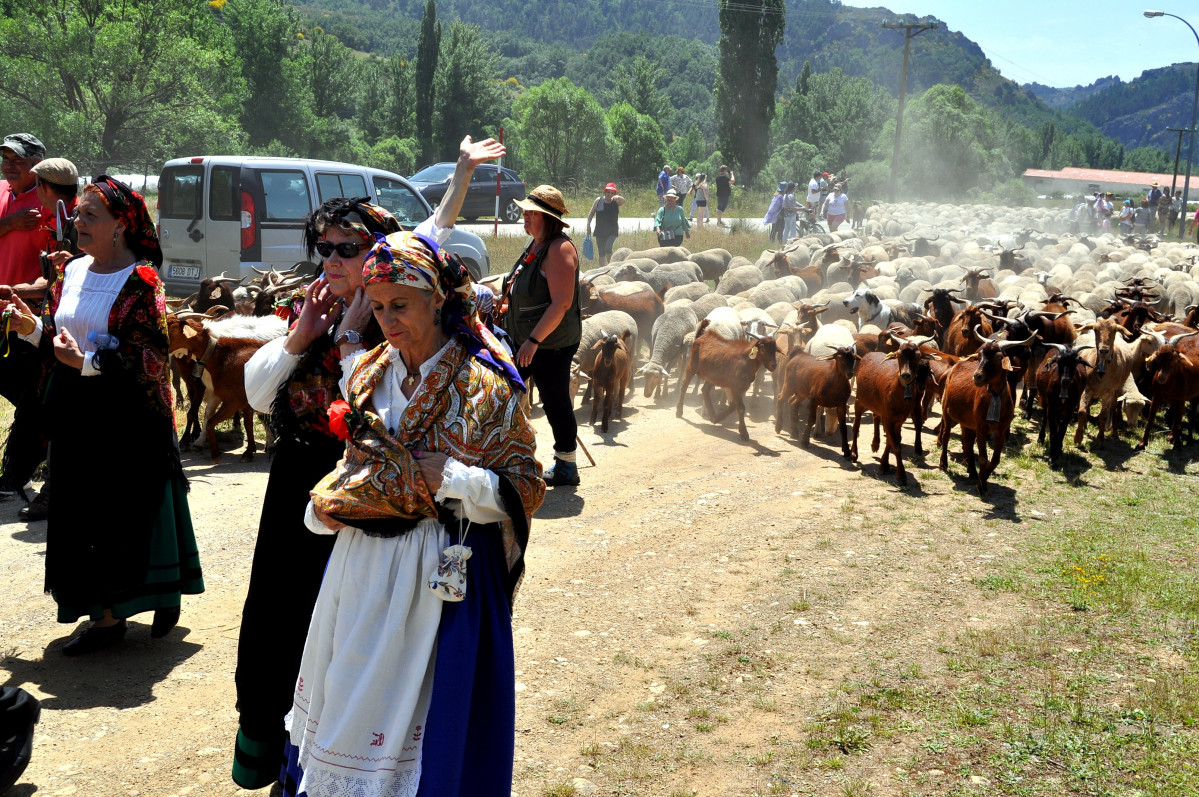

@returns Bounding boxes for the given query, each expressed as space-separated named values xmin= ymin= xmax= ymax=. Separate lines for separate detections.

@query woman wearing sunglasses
xmin=231 ymin=135 xmax=504 ymax=791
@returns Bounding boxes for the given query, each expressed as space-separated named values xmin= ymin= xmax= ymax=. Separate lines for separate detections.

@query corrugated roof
xmin=1022 ymin=167 xmax=1186 ymax=184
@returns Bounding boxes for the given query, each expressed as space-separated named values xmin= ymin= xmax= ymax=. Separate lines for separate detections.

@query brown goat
xmin=676 ymin=321 xmax=778 ymax=440
xmin=166 ymin=314 xmax=285 ymax=464
xmin=1136 ymin=331 xmax=1199 ymax=450
xmin=852 ymin=336 xmax=939 ymax=486
xmin=959 ymin=267 xmax=997 ymax=302
xmin=583 ymin=281 xmax=663 ymax=356
xmin=774 ymin=345 xmax=859 ymax=456
xmin=589 ymin=331 xmax=632 ymax=433
xmin=937 ymin=329 xmax=1036 ymax=494
xmin=942 ymin=305 xmax=993 ymax=358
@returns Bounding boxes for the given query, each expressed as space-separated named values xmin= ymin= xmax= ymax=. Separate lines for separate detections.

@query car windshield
xmin=410 ymin=164 xmax=455 ymax=183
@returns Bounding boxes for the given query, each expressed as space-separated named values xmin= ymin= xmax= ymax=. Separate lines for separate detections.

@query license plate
xmin=168 ymin=265 xmax=201 ymax=279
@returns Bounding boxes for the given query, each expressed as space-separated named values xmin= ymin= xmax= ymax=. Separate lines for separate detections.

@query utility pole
xmin=1167 ymin=126 xmax=1190 ymax=199
xmin=883 ymin=18 xmax=940 ymax=202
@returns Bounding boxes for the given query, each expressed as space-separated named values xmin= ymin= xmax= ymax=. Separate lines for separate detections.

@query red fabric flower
xmin=327 ymin=400 xmax=353 ymax=442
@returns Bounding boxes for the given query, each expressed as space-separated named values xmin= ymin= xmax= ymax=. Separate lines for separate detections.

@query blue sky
xmin=840 ymin=1 xmax=1198 ymax=87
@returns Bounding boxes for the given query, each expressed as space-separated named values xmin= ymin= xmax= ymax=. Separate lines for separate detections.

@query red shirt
xmin=0 ymin=180 xmax=52 ymax=285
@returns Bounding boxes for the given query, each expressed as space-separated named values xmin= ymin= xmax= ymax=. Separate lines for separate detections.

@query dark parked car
xmin=408 ymin=163 xmax=526 ymax=223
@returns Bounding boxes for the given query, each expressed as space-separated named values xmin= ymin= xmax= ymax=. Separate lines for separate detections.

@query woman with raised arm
xmin=231 ymin=137 xmax=504 ymax=791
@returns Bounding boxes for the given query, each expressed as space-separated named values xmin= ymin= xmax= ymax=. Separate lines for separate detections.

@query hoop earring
xmin=434 ymin=307 xmax=442 ymax=325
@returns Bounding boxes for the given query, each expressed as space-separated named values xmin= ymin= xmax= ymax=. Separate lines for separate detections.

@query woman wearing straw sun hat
xmin=585 ymin=182 xmax=625 ymax=267
xmin=501 ymin=185 xmax=583 ymax=486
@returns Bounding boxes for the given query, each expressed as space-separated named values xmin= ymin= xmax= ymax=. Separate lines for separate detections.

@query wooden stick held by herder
xmin=575 ymin=435 xmax=596 ymax=468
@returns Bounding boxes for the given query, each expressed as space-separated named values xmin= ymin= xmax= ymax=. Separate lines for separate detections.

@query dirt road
xmin=0 ymin=386 xmax=1034 ymax=796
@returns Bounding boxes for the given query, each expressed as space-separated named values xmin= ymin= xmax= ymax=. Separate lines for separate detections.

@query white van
xmin=156 ymin=156 xmax=491 ymax=295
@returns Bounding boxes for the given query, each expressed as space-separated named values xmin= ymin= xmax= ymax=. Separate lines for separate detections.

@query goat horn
xmin=997 ymin=332 xmax=1039 ymax=351
xmin=909 ymin=335 xmax=936 ymax=347
xmin=1167 ymin=331 xmax=1199 ymax=347
xmin=973 ymin=325 xmax=992 ymax=344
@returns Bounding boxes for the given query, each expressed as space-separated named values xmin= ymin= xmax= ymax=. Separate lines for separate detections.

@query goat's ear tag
xmin=208 ymin=287 xmax=222 ymax=300
xmin=182 ymin=326 xmax=197 ymax=339
xmin=1001 ymin=357 xmax=1013 ymax=371
xmin=749 ymin=346 xmax=758 ymax=360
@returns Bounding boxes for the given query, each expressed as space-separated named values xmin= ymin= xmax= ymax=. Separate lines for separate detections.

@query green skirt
xmin=54 ymin=477 xmax=204 ymax=623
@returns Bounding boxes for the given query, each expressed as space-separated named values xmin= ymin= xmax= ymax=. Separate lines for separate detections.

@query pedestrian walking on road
xmin=764 ymin=182 xmax=785 ymax=243
xmin=654 ymin=189 xmax=691 ymax=248
xmin=714 ymin=164 xmax=735 ymax=227
xmin=657 ymin=163 xmax=671 ymax=206
xmin=585 ymin=182 xmax=625 ymax=267
xmin=692 ymin=173 xmax=709 ymax=228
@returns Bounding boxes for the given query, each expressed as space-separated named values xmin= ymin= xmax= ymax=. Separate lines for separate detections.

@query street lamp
xmin=1145 ymin=10 xmax=1199 ymax=238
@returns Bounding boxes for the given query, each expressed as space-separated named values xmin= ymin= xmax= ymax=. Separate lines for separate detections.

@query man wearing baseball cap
xmin=0 ymin=134 xmax=50 ymax=299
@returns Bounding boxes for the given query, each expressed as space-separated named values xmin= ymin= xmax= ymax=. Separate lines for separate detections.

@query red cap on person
xmin=604 ymin=182 xmax=618 ymax=192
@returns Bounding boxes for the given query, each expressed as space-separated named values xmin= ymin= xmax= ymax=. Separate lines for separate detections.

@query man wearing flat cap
xmin=0 ymin=135 xmax=56 ymax=517
xmin=0 ymin=134 xmax=51 ymax=300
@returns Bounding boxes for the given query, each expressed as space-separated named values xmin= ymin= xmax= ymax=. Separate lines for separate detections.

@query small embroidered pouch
xmin=428 ymin=519 xmax=472 ymax=602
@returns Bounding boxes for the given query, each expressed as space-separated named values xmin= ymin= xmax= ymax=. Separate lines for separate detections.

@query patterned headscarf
xmin=362 ymin=231 xmax=525 ymax=391
xmin=87 ymin=176 xmax=162 ymax=267
xmin=302 ymin=196 xmax=401 ymax=260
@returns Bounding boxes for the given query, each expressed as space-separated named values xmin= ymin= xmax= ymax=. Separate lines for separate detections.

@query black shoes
xmin=150 ymin=607 xmax=180 ymax=639
xmin=18 ymin=491 xmax=48 ymax=522
xmin=62 ymin=619 xmax=127 ymax=656
xmin=0 ymin=687 xmax=40 ymax=794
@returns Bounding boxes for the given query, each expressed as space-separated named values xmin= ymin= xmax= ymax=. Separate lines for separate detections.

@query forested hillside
xmin=1057 ymin=64 xmax=1198 ymax=153
xmin=0 ymin=0 xmax=1178 ymax=204
xmin=1025 ymin=76 xmax=1121 ymax=110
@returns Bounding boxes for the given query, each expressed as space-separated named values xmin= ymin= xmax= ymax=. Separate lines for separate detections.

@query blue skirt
xmin=281 ymin=524 xmax=515 ymax=797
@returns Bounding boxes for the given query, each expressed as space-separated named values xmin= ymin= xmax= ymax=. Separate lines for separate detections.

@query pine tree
xmin=714 ymin=0 xmax=785 ymax=186
xmin=415 ymin=0 xmax=441 ymax=164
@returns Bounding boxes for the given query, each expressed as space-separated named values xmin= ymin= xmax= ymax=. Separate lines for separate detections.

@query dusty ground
xmin=0 ymin=383 xmax=1089 ymax=796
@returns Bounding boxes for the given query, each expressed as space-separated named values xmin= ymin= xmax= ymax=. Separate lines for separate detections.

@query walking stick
xmin=575 ymin=434 xmax=596 ymax=468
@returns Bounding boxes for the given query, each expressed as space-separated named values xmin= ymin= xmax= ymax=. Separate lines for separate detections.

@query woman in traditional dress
xmin=232 ymin=137 xmax=504 ymax=789
xmin=281 ymin=223 xmax=543 ymax=797
xmin=0 ymin=176 xmax=202 ymax=655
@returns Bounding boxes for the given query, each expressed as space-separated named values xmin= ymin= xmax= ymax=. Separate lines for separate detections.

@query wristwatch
xmin=334 ymin=329 xmax=362 ymax=346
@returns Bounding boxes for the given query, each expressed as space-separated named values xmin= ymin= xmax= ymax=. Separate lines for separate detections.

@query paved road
xmin=458 ymin=216 xmax=749 ymax=238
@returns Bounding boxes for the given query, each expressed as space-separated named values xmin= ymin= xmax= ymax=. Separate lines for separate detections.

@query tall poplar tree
xmin=714 ymin=0 xmax=784 ymax=185
xmin=414 ymin=0 xmax=441 ymax=163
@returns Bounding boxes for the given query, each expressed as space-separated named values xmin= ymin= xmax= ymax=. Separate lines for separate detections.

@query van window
xmin=160 ymin=166 xmax=203 ymax=219
xmin=209 ymin=166 xmax=239 ymax=221
xmin=372 ymin=177 xmax=430 ymax=226
xmin=316 ymin=172 xmax=368 ymax=203
xmin=261 ymin=170 xmax=311 ymax=221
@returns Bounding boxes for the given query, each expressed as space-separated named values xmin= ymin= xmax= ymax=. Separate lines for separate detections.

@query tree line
xmin=0 ymin=0 xmax=1176 ymax=202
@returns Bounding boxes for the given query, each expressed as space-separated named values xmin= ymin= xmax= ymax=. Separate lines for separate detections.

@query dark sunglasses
xmin=315 ymin=240 xmax=366 ymax=258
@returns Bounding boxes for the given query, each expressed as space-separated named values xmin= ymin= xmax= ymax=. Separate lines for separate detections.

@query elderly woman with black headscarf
xmin=279 ymin=220 xmax=543 ymax=796
xmin=231 ymin=137 xmax=505 ymax=790
xmin=0 ymin=176 xmax=202 ymax=656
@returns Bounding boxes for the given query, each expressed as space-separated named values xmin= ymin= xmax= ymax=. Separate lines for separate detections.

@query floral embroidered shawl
xmin=310 ymin=339 xmax=544 ymax=597
xmin=41 ymin=257 xmax=174 ymax=421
